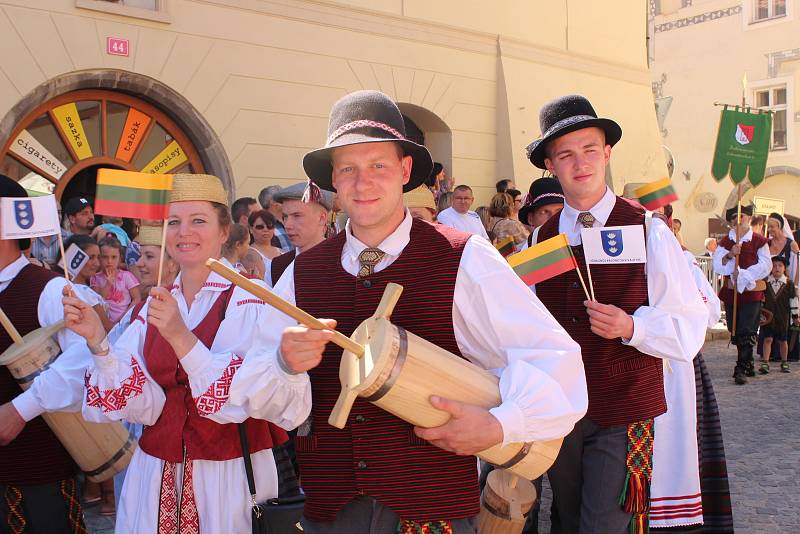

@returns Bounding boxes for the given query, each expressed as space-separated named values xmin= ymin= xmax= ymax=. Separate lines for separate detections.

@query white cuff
xmin=12 ymin=390 xmax=45 ymax=422
xmin=489 ymin=400 xmax=524 ymax=446
xmin=179 ymin=340 xmax=213 ymax=377
xmin=621 ymin=314 xmax=645 ymax=348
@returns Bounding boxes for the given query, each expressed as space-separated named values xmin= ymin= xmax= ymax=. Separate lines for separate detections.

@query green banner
xmin=711 ymin=107 xmax=772 ymax=186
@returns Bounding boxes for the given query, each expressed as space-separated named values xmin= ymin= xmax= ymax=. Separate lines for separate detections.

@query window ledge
xmin=750 ymin=14 xmax=787 ymax=25
xmin=76 ymin=0 xmax=171 ymax=24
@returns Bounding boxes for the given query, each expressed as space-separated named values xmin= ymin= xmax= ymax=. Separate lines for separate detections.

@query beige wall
xmin=650 ymin=0 xmax=800 ymax=252
xmin=0 ymin=0 xmax=665 ymax=208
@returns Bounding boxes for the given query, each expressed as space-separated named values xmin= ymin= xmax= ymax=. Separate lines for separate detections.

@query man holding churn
xmin=526 ymin=95 xmax=707 ymax=533
xmin=262 ymin=90 xmax=588 ymax=533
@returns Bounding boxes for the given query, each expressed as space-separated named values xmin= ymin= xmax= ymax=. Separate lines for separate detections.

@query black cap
xmin=725 ymin=204 xmax=754 ymax=222
xmin=64 ymin=197 xmax=92 ymax=216
xmin=0 ymin=174 xmax=31 ymax=250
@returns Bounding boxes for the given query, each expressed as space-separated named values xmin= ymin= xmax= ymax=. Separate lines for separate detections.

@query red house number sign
xmin=107 ymin=38 xmax=129 ymax=57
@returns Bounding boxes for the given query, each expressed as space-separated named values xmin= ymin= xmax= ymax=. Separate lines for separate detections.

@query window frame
xmin=750 ymin=0 xmax=787 ymax=23
xmin=76 ymin=0 xmax=171 ymax=24
xmin=751 ymin=77 xmax=792 ymax=153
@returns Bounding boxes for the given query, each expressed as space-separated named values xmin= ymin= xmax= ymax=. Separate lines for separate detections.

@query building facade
xmin=0 ymin=0 xmax=665 ymax=210
xmin=650 ymin=0 xmax=799 ymax=252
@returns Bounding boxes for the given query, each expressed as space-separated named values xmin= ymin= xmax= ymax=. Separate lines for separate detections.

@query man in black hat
xmin=0 ymin=176 xmax=92 ymax=533
xmin=260 ymin=90 xmax=587 ymax=533
xmin=62 ymin=196 xmax=94 ymax=241
xmin=517 ymin=177 xmax=564 ymax=248
xmin=712 ymin=204 xmax=771 ymax=384
xmin=525 ymin=95 xmax=707 ymax=533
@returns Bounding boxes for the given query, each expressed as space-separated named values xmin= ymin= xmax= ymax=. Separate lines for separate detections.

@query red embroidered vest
xmin=718 ymin=233 xmax=768 ymax=305
xmin=0 ymin=264 xmax=76 ymax=485
xmin=138 ymin=286 xmax=287 ymax=462
xmin=294 ymin=219 xmax=480 ymax=522
xmin=270 ymin=249 xmax=296 ymax=287
xmin=536 ymin=197 xmax=666 ymax=426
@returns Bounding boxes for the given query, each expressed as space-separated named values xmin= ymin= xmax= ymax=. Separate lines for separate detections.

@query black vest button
xmin=355 ymin=415 xmax=366 ymax=423
xmin=362 ymin=280 xmax=372 ymax=288
xmin=572 ymin=282 xmax=579 ymax=289
xmin=572 ymin=317 xmax=579 ymax=323
xmin=357 ymin=460 xmax=367 ymax=469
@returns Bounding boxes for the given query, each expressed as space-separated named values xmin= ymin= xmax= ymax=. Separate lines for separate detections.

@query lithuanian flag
xmin=634 ymin=178 xmax=678 ymax=211
xmin=94 ymin=169 xmax=172 ymax=219
xmin=508 ymin=233 xmax=577 ymax=286
xmin=495 ymin=236 xmax=515 ymax=257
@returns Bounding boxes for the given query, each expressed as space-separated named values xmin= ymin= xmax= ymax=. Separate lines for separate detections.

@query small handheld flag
xmin=634 ymin=178 xmax=678 ymax=211
xmin=94 ymin=169 xmax=172 ymax=220
xmin=582 ymin=225 xmax=647 ymax=265
xmin=0 ymin=195 xmax=60 ymax=239
xmin=508 ymin=233 xmax=578 ymax=286
xmin=57 ymin=243 xmax=90 ymax=278
xmin=495 ymin=236 xmax=515 ymax=258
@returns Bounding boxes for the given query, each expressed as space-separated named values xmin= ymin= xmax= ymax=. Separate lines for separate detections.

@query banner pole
xmin=156 ymin=218 xmax=168 ymax=288
xmin=731 ymin=185 xmax=742 ymax=338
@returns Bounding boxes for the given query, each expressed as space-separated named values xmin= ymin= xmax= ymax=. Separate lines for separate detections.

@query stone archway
xmin=0 ymin=69 xmax=233 ymax=201
xmin=396 ymin=103 xmax=452 ymax=179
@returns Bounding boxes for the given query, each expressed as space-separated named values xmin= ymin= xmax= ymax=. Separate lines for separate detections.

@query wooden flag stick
xmin=585 ymin=263 xmax=597 ymax=302
xmin=57 ymin=232 xmax=70 ymax=283
xmin=0 ymin=306 xmax=23 ymax=345
xmin=206 ymin=258 xmax=365 ymax=357
xmin=156 ymin=218 xmax=168 ymax=288
xmin=569 ymin=249 xmax=593 ymax=302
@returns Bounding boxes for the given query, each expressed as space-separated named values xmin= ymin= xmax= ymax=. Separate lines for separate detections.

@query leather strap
xmin=238 ymin=424 xmax=258 ymax=497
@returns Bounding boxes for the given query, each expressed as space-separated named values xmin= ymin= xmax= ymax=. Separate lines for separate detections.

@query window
xmin=76 ymin=0 xmax=169 ymax=23
xmin=755 ymin=86 xmax=787 ymax=150
xmin=753 ymin=0 xmax=786 ymax=22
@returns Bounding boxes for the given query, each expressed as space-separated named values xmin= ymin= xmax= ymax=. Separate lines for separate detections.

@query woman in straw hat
xmin=63 ymin=173 xmax=308 ymax=533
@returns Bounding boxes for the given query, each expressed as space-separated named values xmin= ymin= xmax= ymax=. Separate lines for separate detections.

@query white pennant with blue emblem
xmin=581 ymin=225 xmax=647 ymax=264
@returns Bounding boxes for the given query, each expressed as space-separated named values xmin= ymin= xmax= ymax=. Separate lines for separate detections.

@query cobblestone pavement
xmin=86 ymin=339 xmax=798 ymax=533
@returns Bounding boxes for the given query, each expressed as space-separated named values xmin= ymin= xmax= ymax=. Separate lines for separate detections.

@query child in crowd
xmin=760 ymin=256 xmax=799 ymax=373
xmin=221 ymin=223 xmax=250 ymax=271
xmin=90 ymin=237 xmax=141 ymax=323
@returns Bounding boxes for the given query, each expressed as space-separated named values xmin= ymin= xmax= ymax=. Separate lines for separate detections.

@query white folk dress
xmin=82 ymin=259 xmax=311 ymax=533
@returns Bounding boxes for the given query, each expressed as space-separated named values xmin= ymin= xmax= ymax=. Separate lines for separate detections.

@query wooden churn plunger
xmin=206 ymin=259 xmax=563 ymax=480
xmin=0 ymin=307 xmax=136 ymax=482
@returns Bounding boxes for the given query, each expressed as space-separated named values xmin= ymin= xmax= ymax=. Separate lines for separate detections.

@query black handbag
xmin=238 ymin=424 xmax=305 ymax=534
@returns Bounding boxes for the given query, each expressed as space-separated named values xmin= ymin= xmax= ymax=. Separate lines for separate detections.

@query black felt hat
xmin=0 ymin=174 xmax=31 ymax=250
xmin=526 ymin=95 xmax=623 ymax=169
xmin=725 ymin=204 xmax=754 ymax=222
xmin=303 ymin=90 xmax=433 ymax=192
xmin=518 ymin=177 xmax=564 ymax=224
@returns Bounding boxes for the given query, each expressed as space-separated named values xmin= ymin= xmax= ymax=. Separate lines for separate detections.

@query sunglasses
xmin=252 ymin=224 xmax=273 ymax=230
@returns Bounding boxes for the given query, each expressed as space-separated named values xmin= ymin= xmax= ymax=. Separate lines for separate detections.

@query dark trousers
xmin=547 ymin=417 xmax=631 ymax=534
xmin=301 ymin=496 xmax=477 ymax=534
xmin=0 ymin=479 xmax=84 ymax=534
xmin=725 ymin=300 xmax=762 ymax=373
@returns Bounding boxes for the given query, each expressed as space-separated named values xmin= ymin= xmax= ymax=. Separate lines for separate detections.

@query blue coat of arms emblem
xmin=13 ymin=200 xmax=33 ymax=230
xmin=602 ymin=229 xmax=623 ymax=257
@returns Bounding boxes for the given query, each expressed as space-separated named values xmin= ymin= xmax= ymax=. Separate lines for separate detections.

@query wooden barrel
xmin=478 ymin=469 xmax=537 ymax=534
xmin=329 ymin=316 xmax=563 ymax=480
xmin=0 ymin=323 xmax=137 ymax=483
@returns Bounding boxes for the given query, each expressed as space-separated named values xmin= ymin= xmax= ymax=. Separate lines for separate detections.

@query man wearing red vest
xmin=0 ymin=175 xmax=92 ymax=533
xmin=525 ymin=95 xmax=708 ymax=533
xmin=264 ymin=90 xmax=588 ymax=533
xmin=712 ymin=204 xmax=771 ymax=384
